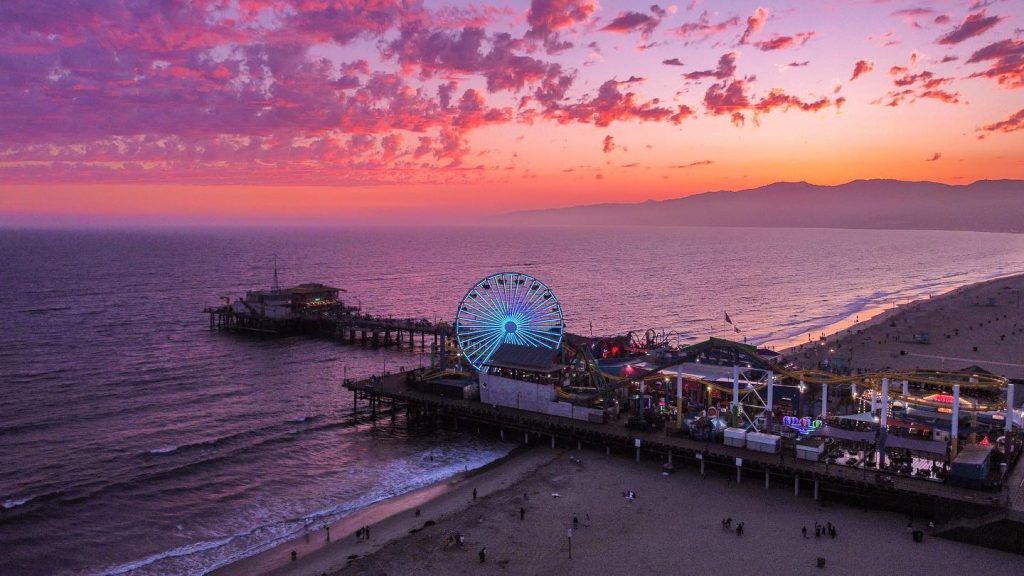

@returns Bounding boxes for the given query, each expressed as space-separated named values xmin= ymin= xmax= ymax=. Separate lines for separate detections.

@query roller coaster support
xmin=731 ymin=366 xmax=740 ymax=427
xmin=639 ymin=380 xmax=646 ymax=422
xmin=676 ymin=371 xmax=683 ymax=430
xmin=821 ymin=383 xmax=828 ymax=419
xmin=951 ymin=384 xmax=961 ymax=460
xmin=1008 ymin=383 xmax=1015 ymax=434
xmin=766 ymin=372 xmax=774 ymax=433
xmin=879 ymin=378 xmax=890 ymax=468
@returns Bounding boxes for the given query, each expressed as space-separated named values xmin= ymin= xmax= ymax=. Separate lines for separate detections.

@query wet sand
xmin=324 ymin=448 xmax=1018 ymax=575
xmin=780 ymin=273 xmax=1024 ymax=380
xmin=212 ymin=448 xmax=560 ymax=576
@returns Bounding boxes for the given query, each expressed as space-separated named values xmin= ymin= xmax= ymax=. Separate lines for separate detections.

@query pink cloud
xmin=602 ymin=134 xmax=615 ymax=152
xmin=978 ymin=107 xmax=1024 ymax=133
xmin=850 ymin=59 xmax=874 ymax=81
xmin=937 ymin=10 xmax=1003 ymax=45
xmin=739 ymin=6 xmax=768 ymax=45
xmin=546 ymin=78 xmax=695 ymax=127
xmin=671 ymin=10 xmax=740 ymax=44
xmin=753 ymin=32 xmax=815 ymax=52
xmin=966 ymin=38 xmax=1024 ymax=89
xmin=525 ymin=0 xmax=598 ymax=52
xmin=891 ymin=7 xmax=935 ymax=29
xmin=875 ymin=67 xmax=962 ymax=106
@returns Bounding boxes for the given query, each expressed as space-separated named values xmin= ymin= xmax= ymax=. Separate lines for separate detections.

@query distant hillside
xmin=499 ymin=180 xmax=1024 ymax=233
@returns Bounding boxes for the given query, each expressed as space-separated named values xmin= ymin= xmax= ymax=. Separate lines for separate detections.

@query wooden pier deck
xmin=204 ymin=304 xmax=444 ymax=349
xmin=345 ymin=371 xmax=1010 ymax=515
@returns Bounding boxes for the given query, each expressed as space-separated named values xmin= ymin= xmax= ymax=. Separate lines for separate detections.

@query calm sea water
xmin=2 ymin=226 xmax=1024 ymax=575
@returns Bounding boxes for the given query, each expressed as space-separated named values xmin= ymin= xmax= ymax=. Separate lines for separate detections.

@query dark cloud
xmin=937 ymin=10 xmax=1003 ymax=45
xmin=671 ymin=159 xmax=714 ymax=168
xmin=684 ymin=52 xmax=738 ymax=80
xmin=600 ymin=6 xmax=670 ymax=40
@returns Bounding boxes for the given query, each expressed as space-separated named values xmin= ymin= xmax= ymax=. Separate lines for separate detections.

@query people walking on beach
xmin=473 ymin=488 xmax=477 ymax=501
xmin=290 ymin=550 xmax=297 ymax=562
xmin=573 ymin=515 xmax=579 ymax=529
xmin=735 ymin=522 xmax=744 ymax=536
xmin=355 ymin=527 xmax=362 ymax=541
xmin=326 ymin=526 xmax=330 ymax=542
xmin=479 ymin=547 xmax=487 ymax=563
xmin=802 ymin=526 xmax=808 ymax=538
xmin=520 ymin=507 xmax=525 ymax=520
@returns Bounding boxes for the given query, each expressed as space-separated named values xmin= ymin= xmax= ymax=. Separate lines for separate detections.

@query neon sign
xmin=782 ymin=416 xmax=822 ymax=435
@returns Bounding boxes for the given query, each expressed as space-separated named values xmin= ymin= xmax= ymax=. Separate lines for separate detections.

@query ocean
xmin=2 ymin=225 xmax=1024 ymax=575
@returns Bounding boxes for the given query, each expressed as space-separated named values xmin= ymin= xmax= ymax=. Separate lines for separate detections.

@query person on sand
xmin=415 ymin=508 xmax=421 ymax=517
xmin=473 ymin=488 xmax=477 ymax=501
xmin=802 ymin=526 xmax=808 ymax=538
xmin=326 ymin=526 xmax=330 ymax=542
xmin=290 ymin=550 xmax=297 ymax=562
xmin=520 ymin=507 xmax=525 ymax=521
xmin=365 ymin=525 xmax=371 ymax=539
xmin=479 ymin=547 xmax=487 ymax=563
xmin=573 ymin=515 xmax=579 ymax=529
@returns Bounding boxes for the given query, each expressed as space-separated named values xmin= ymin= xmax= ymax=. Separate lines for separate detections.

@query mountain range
xmin=500 ymin=179 xmax=1024 ymax=233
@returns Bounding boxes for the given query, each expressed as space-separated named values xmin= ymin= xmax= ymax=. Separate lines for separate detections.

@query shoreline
xmin=777 ymin=271 xmax=1024 ymax=379
xmin=211 ymin=446 xmax=559 ymax=576
xmin=771 ymin=270 xmax=1024 ymax=356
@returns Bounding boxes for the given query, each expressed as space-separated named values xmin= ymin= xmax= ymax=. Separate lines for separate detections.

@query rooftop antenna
xmin=272 ymin=255 xmax=280 ymax=291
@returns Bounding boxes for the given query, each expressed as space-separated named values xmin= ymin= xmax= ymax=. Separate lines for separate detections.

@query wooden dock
xmin=345 ymin=370 xmax=1013 ymax=520
xmin=205 ymin=304 xmax=444 ymax=349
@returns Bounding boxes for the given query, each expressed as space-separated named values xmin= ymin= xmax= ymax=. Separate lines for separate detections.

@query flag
xmin=724 ymin=312 xmax=732 ymax=324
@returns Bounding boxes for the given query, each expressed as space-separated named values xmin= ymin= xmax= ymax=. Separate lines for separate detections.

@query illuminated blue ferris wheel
xmin=455 ymin=272 xmax=565 ymax=371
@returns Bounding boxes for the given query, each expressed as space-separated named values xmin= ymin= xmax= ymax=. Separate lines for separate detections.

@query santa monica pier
xmin=206 ymin=271 xmax=1024 ymax=554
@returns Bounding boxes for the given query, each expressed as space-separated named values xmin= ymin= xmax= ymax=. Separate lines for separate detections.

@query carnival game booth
xmin=724 ymin=427 xmax=747 ymax=448
xmin=746 ymin=432 xmax=781 ymax=454
xmin=948 ymin=444 xmax=995 ymax=489
xmin=796 ymin=436 xmax=826 ymax=461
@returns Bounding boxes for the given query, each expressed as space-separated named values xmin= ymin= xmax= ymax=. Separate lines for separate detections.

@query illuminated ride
xmin=455 ymin=272 xmax=565 ymax=372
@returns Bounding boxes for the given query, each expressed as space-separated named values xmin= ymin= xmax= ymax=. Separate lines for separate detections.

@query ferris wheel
xmin=455 ymin=272 xmax=565 ymax=371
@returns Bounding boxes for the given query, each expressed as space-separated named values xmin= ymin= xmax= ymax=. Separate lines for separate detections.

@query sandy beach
xmin=317 ymin=447 xmax=1018 ymax=576
xmin=780 ymin=273 xmax=1024 ymax=380
xmin=218 ymin=273 xmax=1024 ymax=576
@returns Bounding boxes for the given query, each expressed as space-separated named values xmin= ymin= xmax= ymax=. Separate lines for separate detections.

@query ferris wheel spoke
xmin=518 ymin=326 xmax=561 ymax=348
xmin=474 ymin=283 xmax=510 ymax=324
xmin=463 ymin=299 xmax=506 ymax=327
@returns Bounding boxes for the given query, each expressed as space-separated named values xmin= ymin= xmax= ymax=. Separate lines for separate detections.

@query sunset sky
xmin=1 ymin=0 xmax=1023 ymax=223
